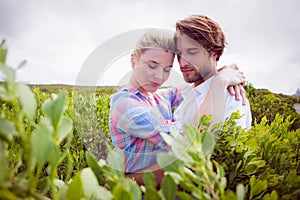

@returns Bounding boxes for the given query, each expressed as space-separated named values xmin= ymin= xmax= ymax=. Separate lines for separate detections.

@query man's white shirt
xmin=173 ymin=76 xmax=252 ymax=131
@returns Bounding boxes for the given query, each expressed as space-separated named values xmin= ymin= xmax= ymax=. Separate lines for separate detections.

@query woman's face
xmin=131 ymin=48 xmax=175 ymax=94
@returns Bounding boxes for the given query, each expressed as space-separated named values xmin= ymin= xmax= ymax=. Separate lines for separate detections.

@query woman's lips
xmin=151 ymin=82 xmax=160 ymax=87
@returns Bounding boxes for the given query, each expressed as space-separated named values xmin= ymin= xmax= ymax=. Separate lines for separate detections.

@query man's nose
xmin=178 ymin=56 xmax=189 ymax=68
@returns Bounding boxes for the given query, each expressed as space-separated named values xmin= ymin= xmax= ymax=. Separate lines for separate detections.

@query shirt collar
xmin=118 ymin=84 xmax=150 ymax=99
xmin=193 ymin=76 xmax=215 ymax=95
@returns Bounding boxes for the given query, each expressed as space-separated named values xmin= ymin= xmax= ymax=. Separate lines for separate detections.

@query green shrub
xmin=1 ymin=40 xmax=299 ymax=199
xmin=245 ymin=84 xmax=300 ymax=131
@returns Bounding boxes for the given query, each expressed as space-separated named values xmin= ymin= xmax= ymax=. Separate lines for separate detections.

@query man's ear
xmin=211 ymin=53 xmax=218 ymax=65
xmin=131 ymin=53 xmax=135 ymax=69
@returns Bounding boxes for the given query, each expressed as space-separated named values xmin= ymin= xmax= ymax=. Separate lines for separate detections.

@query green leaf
xmin=166 ymin=172 xmax=183 ymax=185
xmin=106 ymin=148 xmax=124 ymax=177
xmin=94 ymin=186 xmax=114 ymax=200
xmin=42 ymin=93 xmax=67 ymax=129
xmin=224 ymin=191 xmax=237 ymax=200
xmin=57 ymin=116 xmax=72 ymax=144
xmin=30 ymin=119 xmax=54 ymax=165
xmin=0 ymin=189 xmax=17 ymax=200
xmin=0 ymin=90 xmax=10 ymax=101
xmin=161 ymin=174 xmax=177 ymax=200
xmin=144 ymin=187 xmax=162 ymax=200
xmin=160 ymin=129 xmax=193 ymax=161
xmin=17 ymin=60 xmax=27 ymax=69
xmin=0 ymin=118 xmax=17 ymax=142
xmin=202 ymin=131 xmax=215 ymax=157
xmin=66 ymin=173 xmax=84 ymax=200
xmin=16 ymin=83 xmax=36 ymax=121
xmin=250 ymin=175 xmax=256 ymax=188
xmin=250 ymin=180 xmax=268 ymax=198
xmin=123 ymin=179 xmax=141 ymax=200
xmin=157 ymin=152 xmax=184 ymax=173
xmin=176 ymin=192 xmax=195 ymax=200
xmin=236 ymin=184 xmax=245 ymax=200
xmin=48 ymin=144 xmax=63 ymax=167
xmin=81 ymin=168 xmax=113 ymax=200
xmin=0 ymin=40 xmax=7 ymax=63
xmin=112 ymin=183 xmax=133 ymax=200
xmin=0 ymin=148 xmax=9 ymax=186
xmin=85 ymin=151 xmax=103 ymax=171
xmin=142 ymin=172 xmax=157 ymax=189
xmin=0 ymin=63 xmax=15 ymax=84
xmin=270 ymin=190 xmax=278 ymax=200
xmin=248 ymin=159 xmax=266 ymax=169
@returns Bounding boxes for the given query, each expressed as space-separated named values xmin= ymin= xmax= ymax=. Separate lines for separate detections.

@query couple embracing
xmin=109 ymin=15 xmax=252 ymax=186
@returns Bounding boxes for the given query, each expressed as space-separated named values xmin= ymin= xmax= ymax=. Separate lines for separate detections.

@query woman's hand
xmin=217 ymin=64 xmax=247 ymax=105
xmin=217 ymin=64 xmax=245 ymax=86
xmin=228 ymin=84 xmax=247 ymax=105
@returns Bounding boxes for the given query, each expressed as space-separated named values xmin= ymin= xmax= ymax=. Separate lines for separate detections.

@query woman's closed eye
xmin=164 ymin=66 xmax=172 ymax=73
xmin=187 ymin=49 xmax=199 ymax=55
xmin=148 ymin=64 xmax=158 ymax=69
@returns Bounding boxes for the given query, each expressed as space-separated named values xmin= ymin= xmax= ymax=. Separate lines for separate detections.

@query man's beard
xmin=184 ymin=69 xmax=211 ymax=84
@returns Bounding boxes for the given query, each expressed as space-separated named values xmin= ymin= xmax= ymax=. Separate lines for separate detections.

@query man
xmin=124 ymin=15 xmax=251 ymax=186
xmin=173 ymin=15 xmax=252 ymax=130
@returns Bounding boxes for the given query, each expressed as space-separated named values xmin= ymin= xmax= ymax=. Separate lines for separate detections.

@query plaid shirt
xmin=109 ymin=85 xmax=182 ymax=173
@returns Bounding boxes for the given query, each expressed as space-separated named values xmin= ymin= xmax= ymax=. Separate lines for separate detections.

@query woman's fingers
xmin=228 ymin=86 xmax=236 ymax=96
xmin=234 ymin=85 xmax=241 ymax=101
xmin=239 ymin=84 xmax=247 ymax=105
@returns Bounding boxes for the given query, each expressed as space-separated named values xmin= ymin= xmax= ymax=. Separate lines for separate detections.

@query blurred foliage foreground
xmin=0 ymin=40 xmax=299 ymax=199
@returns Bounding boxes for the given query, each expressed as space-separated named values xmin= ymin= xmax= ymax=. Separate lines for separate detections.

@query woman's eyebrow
xmin=147 ymin=59 xmax=159 ymax=64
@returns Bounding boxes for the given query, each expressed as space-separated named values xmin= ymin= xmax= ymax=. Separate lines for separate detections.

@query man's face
xmin=176 ymin=33 xmax=217 ymax=86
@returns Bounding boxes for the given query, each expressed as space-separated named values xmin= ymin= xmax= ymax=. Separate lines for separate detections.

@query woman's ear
xmin=131 ymin=53 xmax=135 ymax=68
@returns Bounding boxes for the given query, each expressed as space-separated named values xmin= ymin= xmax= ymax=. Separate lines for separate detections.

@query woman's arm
xmin=218 ymin=64 xmax=247 ymax=105
xmin=111 ymin=95 xmax=173 ymax=145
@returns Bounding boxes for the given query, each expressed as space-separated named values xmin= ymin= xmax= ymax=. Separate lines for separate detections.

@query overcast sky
xmin=0 ymin=0 xmax=299 ymax=95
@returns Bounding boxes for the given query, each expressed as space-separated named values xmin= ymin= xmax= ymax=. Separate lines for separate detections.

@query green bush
xmin=245 ymin=84 xmax=300 ymax=131
xmin=1 ymin=40 xmax=300 ymax=199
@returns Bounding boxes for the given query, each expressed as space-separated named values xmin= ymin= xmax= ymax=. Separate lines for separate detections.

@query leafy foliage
xmin=245 ymin=83 xmax=300 ymax=131
xmin=0 ymin=40 xmax=299 ymax=199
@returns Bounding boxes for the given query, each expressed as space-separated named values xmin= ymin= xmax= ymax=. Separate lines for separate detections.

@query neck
xmin=193 ymin=70 xmax=217 ymax=87
xmin=129 ymin=77 xmax=149 ymax=96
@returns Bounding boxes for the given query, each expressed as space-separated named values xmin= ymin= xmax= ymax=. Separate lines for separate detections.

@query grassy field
xmin=28 ymin=84 xmax=117 ymax=95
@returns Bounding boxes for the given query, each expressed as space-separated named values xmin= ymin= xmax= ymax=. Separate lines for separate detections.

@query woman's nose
xmin=153 ymin=68 xmax=164 ymax=80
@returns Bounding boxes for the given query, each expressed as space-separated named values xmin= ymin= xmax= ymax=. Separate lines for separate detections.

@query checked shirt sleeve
xmin=157 ymin=87 xmax=183 ymax=108
xmin=111 ymin=93 xmax=173 ymax=146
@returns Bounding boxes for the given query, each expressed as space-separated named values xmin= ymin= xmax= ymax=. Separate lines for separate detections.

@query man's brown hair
xmin=176 ymin=15 xmax=227 ymax=61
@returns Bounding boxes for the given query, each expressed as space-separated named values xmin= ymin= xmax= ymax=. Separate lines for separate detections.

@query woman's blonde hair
xmin=133 ymin=29 xmax=176 ymax=58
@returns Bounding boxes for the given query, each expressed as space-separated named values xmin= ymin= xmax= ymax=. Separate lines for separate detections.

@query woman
xmin=109 ymin=29 xmax=245 ymax=185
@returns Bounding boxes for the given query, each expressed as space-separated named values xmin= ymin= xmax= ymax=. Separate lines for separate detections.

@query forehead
xmin=176 ymin=33 xmax=204 ymax=51
xmin=138 ymin=48 xmax=175 ymax=65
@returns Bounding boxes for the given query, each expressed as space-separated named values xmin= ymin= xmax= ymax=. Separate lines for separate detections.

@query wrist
xmin=215 ymin=73 xmax=230 ymax=88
